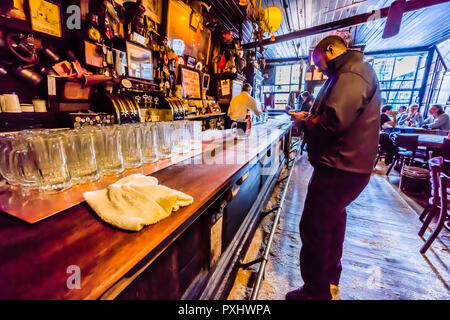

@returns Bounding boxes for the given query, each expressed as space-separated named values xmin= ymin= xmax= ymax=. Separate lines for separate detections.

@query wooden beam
xmin=266 ymin=46 xmax=431 ymax=65
xmin=365 ymin=46 xmax=431 ymax=56
xmin=243 ymin=0 xmax=450 ymax=49
xmin=266 ymin=57 xmax=306 ymax=64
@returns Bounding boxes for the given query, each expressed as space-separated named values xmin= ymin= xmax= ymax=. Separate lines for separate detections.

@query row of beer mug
xmin=0 ymin=121 xmax=202 ymax=193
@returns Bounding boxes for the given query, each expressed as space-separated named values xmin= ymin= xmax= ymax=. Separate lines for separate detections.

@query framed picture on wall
xmin=115 ymin=0 xmax=162 ymax=24
xmin=186 ymin=55 xmax=197 ymax=68
xmin=7 ymin=0 xmax=27 ymax=21
xmin=202 ymin=73 xmax=210 ymax=91
xmin=143 ymin=0 xmax=162 ymax=24
xmin=189 ymin=10 xmax=200 ymax=31
xmin=0 ymin=0 xmax=29 ymax=31
xmin=29 ymin=0 xmax=62 ymax=37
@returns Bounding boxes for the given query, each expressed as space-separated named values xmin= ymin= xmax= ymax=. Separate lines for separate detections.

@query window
xmin=369 ymin=53 xmax=426 ymax=111
xmin=273 ymin=64 xmax=302 ymax=109
xmin=262 ymin=85 xmax=273 ymax=93
xmin=275 ymin=65 xmax=291 ymax=85
xmin=429 ymin=57 xmax=450 ymax=107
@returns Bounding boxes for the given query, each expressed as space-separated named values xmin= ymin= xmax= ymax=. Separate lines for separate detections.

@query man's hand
xmin=292 ymin=111 xmax=309 ymax=120
xmin=293 ymin=113 xmax=310 ymax=132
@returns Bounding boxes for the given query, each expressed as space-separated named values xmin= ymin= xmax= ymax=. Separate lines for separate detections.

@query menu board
xmin=181 ymin=67 xmax=201 ymax=99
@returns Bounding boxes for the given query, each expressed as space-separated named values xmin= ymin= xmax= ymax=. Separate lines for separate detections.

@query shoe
xmin=330 ymin=284 xmax=340 ymax=300
xmin=285 ymin=286 xmax=332 ymax=300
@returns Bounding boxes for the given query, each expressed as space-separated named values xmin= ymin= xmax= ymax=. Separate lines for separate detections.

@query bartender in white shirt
xmin=227 ymin=83 xmax=262 ymax=126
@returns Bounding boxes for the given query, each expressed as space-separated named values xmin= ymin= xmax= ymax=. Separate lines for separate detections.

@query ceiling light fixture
xmin=264 ymin=7 xmax=282 ymax=33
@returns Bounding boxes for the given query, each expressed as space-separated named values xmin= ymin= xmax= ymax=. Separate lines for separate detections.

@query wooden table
xmin=0 ymin=119 xmax=292 ymax=299
xmin=395 ymin=126 xmax=449 ymax=136
xmin=400 ymin=133 xmax=447 ymax=149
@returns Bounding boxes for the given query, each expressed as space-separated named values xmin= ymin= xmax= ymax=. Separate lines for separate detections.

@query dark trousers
xmin=379 ymin=133 xmax=395 ymax=165
xmin=299 ymin=164 xmax=371 ymax=298
xmin=224 ymin=116 xmax=234 ymax=130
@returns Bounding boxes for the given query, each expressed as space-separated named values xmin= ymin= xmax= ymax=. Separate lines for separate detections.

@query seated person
xmin=286 ymin=91 xmax=297 ymax=112
xmin=396 ymin=106 xmax=407 ymax=122
xmin=380 ymin=105 xmax=397 ymax=130
xmin=422 ymin=104 xmax=450 ymax=130
xmin=397 ymin=104 xmax=422 ymax=127
xmin=300 ymin=91 xmax=314 ymax=112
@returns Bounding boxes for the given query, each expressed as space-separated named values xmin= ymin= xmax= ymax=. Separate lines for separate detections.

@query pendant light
xmin=264 ymin=7 xmax=282 ymax=33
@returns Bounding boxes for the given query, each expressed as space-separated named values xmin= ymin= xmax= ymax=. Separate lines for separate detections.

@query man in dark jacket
xmin=286 ymin=36 xmax=381 ymax=300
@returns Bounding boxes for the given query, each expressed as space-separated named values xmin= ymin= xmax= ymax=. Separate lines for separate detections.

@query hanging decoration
xmin=211 ymin=0 xmax=282 ymax=74
xmin=242 ymin=1 xmax=283 ymax=68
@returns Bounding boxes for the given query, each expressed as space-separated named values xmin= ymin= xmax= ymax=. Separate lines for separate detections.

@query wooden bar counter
xmin=0 ymin=118 xmax=292 ymax=300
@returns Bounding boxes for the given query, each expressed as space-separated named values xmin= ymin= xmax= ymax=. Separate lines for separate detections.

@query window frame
xmin=269 ymin=64 xmax=303 ymax=110
xmin=367 ymin=52 xmax=426 ymax=111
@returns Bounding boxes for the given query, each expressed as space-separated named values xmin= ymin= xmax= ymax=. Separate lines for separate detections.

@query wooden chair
xmin=386 ymin=134 xmax=427 ymax=176
xmin=441 ymin=138 xmax=450 ymax=157
xmin=418 ymin=157 xmax=443 ymax=225
xmin=420 ymin=172 xmax=450 ymax=254
xmin=374 ymin=132 xmax=389 ymax=168
xmin=440 ymin=138 xmax=450 ymax=172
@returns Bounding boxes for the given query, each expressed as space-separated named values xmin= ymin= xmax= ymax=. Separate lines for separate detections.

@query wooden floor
xmin=228 ymin=154 xmax=450 ymax=300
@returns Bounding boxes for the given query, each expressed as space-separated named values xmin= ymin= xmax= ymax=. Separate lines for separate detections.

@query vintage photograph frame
xmin=202 ymin=73 xmax=210 ymax=91
xmin=189 ymin=10 xmax=200 ymax=31
xmin=29 ymin=0 xmax=62 ymax=38
xmin=180 ymin=65 xmax=202 ymax=100
xmin=0 ymin=0 xmax=30 ymax=31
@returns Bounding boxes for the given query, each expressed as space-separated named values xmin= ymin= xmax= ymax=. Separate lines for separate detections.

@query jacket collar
xmin=326 ymin=50 xmax=364 ymax=76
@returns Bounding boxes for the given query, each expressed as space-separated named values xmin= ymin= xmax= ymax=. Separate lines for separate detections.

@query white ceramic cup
xmin=2 ymin=94 xmax=21 ymax=113
xmin=32 ymin=99 xmax=47 ymax=112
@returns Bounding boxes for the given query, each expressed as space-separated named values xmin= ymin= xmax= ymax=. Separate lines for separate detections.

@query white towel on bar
xmin=83 ymin=174 xmax=194 ymax=231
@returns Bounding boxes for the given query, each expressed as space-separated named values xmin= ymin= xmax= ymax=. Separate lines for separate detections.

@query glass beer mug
xmin=156 ymin=121 xmax=175 ymax=159
xmin=25 ymin=133 xmax=72 ymax=193
xmin=120 ymin=124 xmax=143 ymax=169
xmin=0 ymin=133 xmax=37 ymax=189
xmin=140 ymin=123 xmax=159 ymax=163
xmin=63 ymin=129 xmax=100 ymax=184
xmin=92 ymin=125 xmax=124 ymax=176
xmin=173 ymin=120 xmax=191 ymax=154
